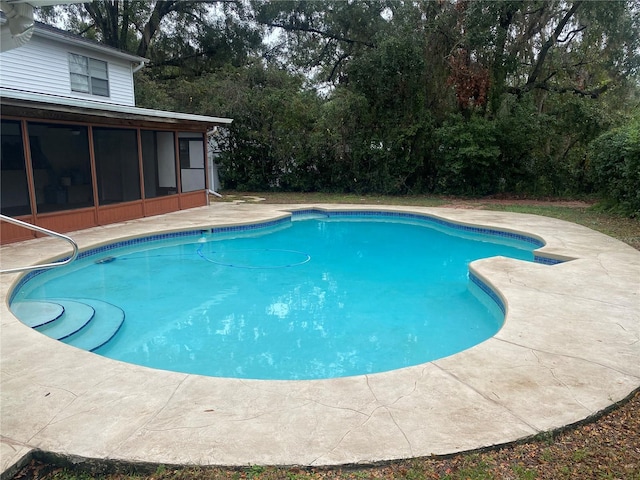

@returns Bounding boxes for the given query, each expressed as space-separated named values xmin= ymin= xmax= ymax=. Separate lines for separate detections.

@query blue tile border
xmin=533 ymin=255 xmax=564 ymax=265
xmin=9 ymin=209 xmax=561 ymax=303
xmin=210 ymin=216 xmax=290 ymax=234
xmin=469 ymin=271 xmax=506 ymax=316
xmin=77 ymin=229 xmax=206 ymax=261
xmin=291 ymin=209 xmax=564 ymax=266
xmin=292 ymin=209 xmax=546 ymax=248
xmin=10 ymin=270 xmax=46 ymax=303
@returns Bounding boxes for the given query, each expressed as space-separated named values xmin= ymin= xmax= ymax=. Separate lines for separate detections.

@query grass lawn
xmin=13 ymin=193 xmax=640 ymax=480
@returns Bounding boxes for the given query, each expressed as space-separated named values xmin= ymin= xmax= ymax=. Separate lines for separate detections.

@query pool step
xmin=10 ymin=300 xmax=64 ymax=328
xmin=61 ymin=298 xmax=125 ymax=351
xmin=35 ymin=300 xmax=95 ymax=340
xmin=10 ymin=298 xmax=125 ymax=352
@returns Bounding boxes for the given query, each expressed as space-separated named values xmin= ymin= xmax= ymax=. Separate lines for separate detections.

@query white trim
xmin=0 ymin=87 xmax=233 ymax=125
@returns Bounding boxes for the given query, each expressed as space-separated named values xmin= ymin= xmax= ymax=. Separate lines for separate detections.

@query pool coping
xmin=1 ymin=203 xmax=639 ymax=475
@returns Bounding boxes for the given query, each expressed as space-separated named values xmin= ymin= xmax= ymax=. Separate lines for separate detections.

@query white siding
xmin=0 ymin=34 xmax=136 ymax=106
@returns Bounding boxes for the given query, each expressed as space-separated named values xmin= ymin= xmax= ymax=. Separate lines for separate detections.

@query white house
xmin=0 ymin=11 xmax=232 ymax=244
xmin=0 ymin=18 xmax=145 ymax=105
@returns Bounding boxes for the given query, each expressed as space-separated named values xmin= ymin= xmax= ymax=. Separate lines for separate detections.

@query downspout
xmin=0 ymin=1 xmax=34 ymax=51
xmin=131 ymin=60 xmax=146 ymax=110
xmin=132 ymin=60 xmax=146 ymax=73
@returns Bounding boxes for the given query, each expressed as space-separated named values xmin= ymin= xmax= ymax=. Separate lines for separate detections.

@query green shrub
xmin=588 ymin=117 xmax=640 ymax=217
xmin=434 ymin=114 xmax=501 ymax=195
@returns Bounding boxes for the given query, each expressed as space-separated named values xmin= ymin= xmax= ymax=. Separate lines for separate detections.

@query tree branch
xmin=83 ymin=2 xmax=104 ymax=37
xmin=137 ymin=1 xmax=179 ymax=58
xmin=522 ymin=6 xmax=546 ymax=16
xmin=557 ymin=24 xmax=587 ymax=43
xmin=77 ymin=22 xmax=96 ymax=37
xmin=120 ymin=0 xmax=130 ymax=49
xmin=541 ymin=71 xmax=557 ymax=84
xmin=540 ymin=82 xmax=609 ymax=98
xmin=265 ymin=22 xmax=374 ymax=48
xmin=327 ymin=51 xmax=351 ymax=83
xmin=508 ymin=81 xmax=608 ymax=99
xmin=106 ymin=0 xmax=119 ymax=47
xmin=526 ymin=1 xmax=583 ymax=89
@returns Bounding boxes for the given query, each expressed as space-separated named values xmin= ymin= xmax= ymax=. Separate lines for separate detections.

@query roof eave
xmin=32 ymin=24 xmax=149 ymax=66
xmin=0 ymin=89 xmax=233 ymax=129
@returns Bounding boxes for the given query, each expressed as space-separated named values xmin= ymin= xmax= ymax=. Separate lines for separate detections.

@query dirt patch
xmin=212 ymin=194 xmax=266 ymax=203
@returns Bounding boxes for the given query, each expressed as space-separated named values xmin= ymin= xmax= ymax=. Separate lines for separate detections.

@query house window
xmin=68 ymin=53 xmax=109 ymax=97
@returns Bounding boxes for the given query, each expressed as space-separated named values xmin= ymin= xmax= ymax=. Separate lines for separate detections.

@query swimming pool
xmin=10 ymin=210 xmax=542 ymax=380
xmin=2 ymin=204 xmax=638 ymax=472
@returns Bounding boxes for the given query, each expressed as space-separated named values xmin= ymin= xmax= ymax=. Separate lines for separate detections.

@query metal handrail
xmin=0 ymin=214 xmax=79 ymax=274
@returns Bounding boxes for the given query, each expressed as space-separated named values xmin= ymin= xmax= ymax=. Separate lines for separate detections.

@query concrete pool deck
xmin=1 ymin=203 xmax=639 ymax=476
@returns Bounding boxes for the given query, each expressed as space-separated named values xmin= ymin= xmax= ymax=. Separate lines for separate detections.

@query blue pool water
xmin=11 ymin=212 xmax=538 ymax=380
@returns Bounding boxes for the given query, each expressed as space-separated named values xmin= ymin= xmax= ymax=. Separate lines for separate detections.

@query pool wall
xmin=9 ymin=208 xmax=557 ymax=307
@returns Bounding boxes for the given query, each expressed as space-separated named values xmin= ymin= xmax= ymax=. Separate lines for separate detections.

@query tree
xmin=452 ymin=0 xmax=640 ymax=112
xmin=252 ymin=0 xmax=387 ymax=84
xmin=37 ymin=1 xmax=260 ymax=76
xmin=251 ymin=0 xmax=640 ymax=195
